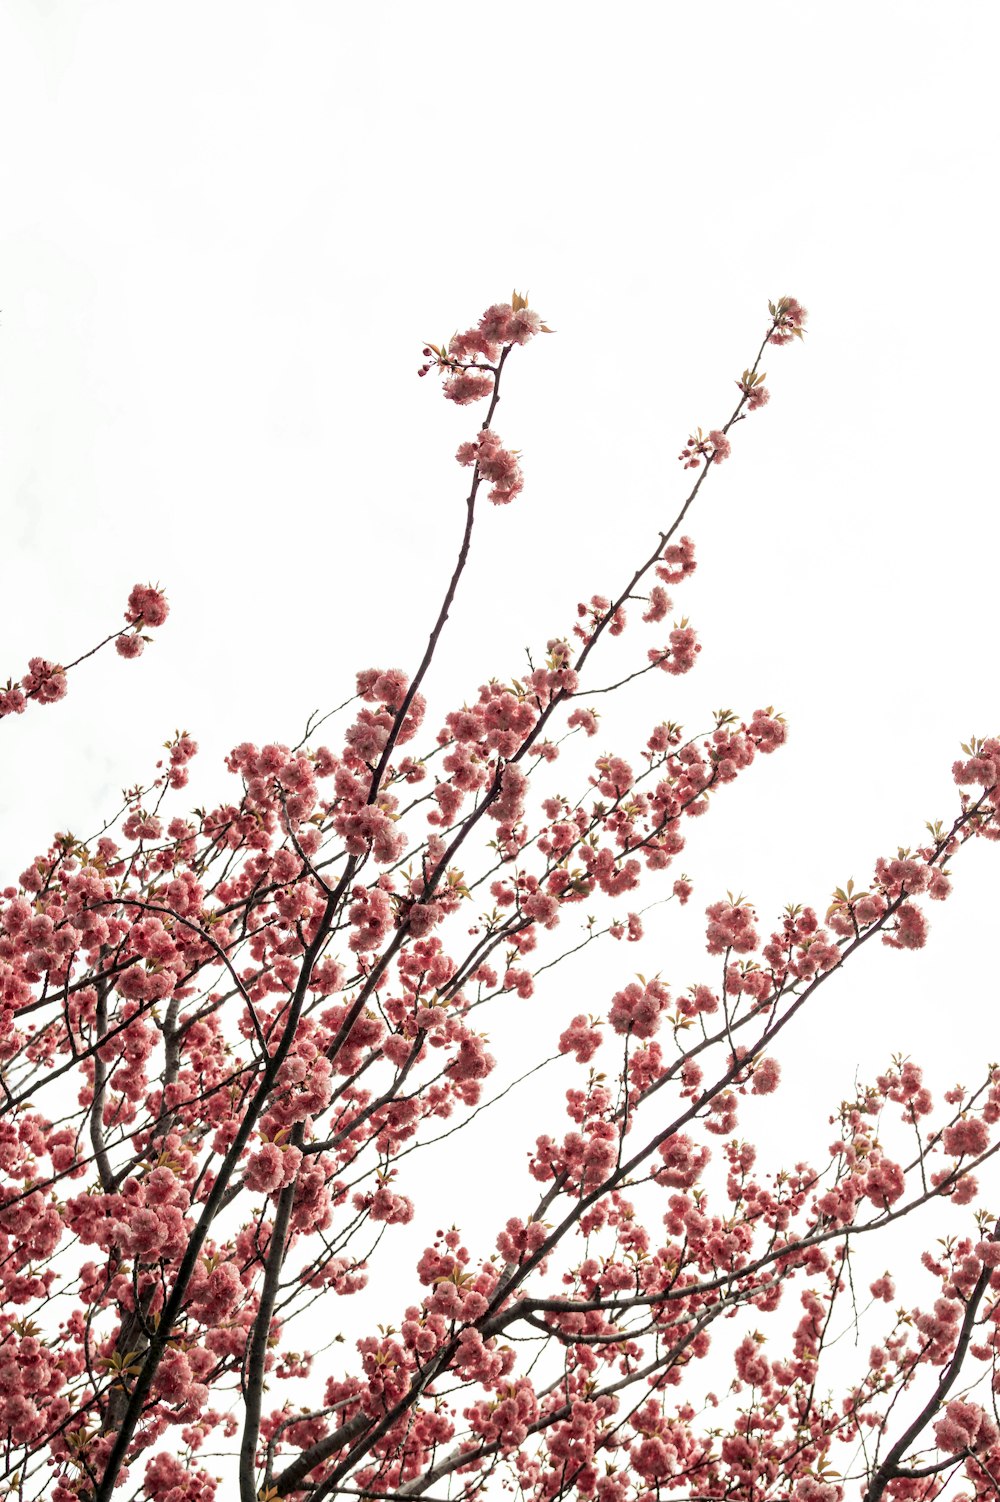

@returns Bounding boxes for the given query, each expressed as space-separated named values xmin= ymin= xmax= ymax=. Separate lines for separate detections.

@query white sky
xmin=2 ymin=1 xmax=999 ymax=1492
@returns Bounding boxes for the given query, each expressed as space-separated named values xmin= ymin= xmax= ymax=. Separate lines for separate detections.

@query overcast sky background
xmin=1 ymin=1 xmax=999 ymax=1486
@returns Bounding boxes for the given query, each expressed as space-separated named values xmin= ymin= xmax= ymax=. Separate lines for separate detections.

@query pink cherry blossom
xmin=1 ymin=290 xmax=996 ymax=1502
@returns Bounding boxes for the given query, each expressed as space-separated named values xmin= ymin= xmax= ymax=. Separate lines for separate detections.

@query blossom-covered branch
xmin=0 ymin=583 xmax=169 ymax=720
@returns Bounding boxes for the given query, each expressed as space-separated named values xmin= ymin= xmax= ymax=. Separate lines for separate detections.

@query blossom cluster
xmin=418 ymin=293 xmax=551 ymax=505
xmin=768 ymin=295 xmax=809 ymax=344
xmin=678 ymin=426 xmax=732 ymax=469
xmin=455 ymin=427 xmax=524 ymax=505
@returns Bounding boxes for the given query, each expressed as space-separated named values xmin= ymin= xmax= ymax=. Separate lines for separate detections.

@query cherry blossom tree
xmin=1 ymin=293 xmax=998 ymax=1502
